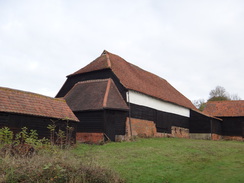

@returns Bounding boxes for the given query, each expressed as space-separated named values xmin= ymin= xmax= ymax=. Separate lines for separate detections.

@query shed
xmin=203 ymin=100 xmax=244 ymax=140
xmin=0 ymin=87 xmax=79 ymax=141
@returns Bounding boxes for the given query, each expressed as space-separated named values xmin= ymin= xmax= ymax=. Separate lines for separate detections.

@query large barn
xmin=57 ymin=50 xmax=221 ymax=143
xmin=203 ymin=100 xmax=244 ymax=141
xmin=0 ymin=87 xmax=79 ymax=141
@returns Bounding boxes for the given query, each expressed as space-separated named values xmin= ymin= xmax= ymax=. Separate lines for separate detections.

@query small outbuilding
xmin=0 ymin=87 xmax=79 ymax=141
xmin=203 ymin=100 xmax=244 ymax=141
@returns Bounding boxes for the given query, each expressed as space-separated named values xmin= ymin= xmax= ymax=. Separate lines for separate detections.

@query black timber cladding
xmin=0 ymin=112 xmax=77 ymax=140
xmin=75 ymin=111 xmax=104 ymax=133
xmin=74 ymin=110 xmax=127 ymax=141
xmin=56 ymin=69 xmax=127 ymax=100
xmin=220 ymin=117 xmax=244 ymax=137
xmin=56 ymin=68 xmax=201 ymax=138
xmin=130 ymin=103 xmax=189 ymax=133
xmin=104 ymin=110 xmax=127 ymax=140
xmin=189 ymin=110 xmax=222 ymax=135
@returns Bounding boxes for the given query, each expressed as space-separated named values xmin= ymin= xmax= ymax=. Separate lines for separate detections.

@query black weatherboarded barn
xmin=0 ymin=87 xmax=79 ymax=140
xmin=57 ymin=50 xmax=223 ymax=142
xmin=57 ymin=50 xmax=204 ymax=142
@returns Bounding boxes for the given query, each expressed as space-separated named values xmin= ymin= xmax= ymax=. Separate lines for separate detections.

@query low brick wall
xmin=171 ymin=126 xmax=189 ymax=138
xmin=126 ymin=118 xmax=157 ymax=138
xmin=125 ymin=118 xmax=191 ymax=139
xmin=190 ymin=133 xmax=211 ymax=140
xmin=190 ymin=133 xmax=222 ymax=140
xmin=211 ymin=133 xmax=222 ymax=140
xmin=222 ymin=136 xmax=243 ymax=141
xmin=76 ymin=132 xmax=104 ymax=144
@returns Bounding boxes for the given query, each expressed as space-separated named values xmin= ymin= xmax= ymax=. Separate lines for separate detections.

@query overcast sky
xmin=1 ymin=0 xmax=243 ymax=102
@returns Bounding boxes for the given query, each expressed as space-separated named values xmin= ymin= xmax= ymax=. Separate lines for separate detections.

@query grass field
xmin=73 ymin=138 xmax=244 ymax=183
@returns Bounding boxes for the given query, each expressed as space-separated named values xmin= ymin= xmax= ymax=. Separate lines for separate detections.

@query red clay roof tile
xmin=0 ymin=87 xmax=79 ymax=121
xmin=69 ymin=50 xmax=196 ymax=109
xmin=203 ymin=100 xmax=244 ymax=117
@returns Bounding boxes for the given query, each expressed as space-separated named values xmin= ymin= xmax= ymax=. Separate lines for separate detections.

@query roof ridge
xmin=207 ymin=100 xmax=244 ymax=103
xmin=0 ymin=86 xmax=63 ymax=102
xmin=103 ymin=79 xmax=111 ymax=108
xmin=107 ymin=51 xmax=168 ymax=83
xmin=101 ymin=50 xmax=112 ymax=68
xmin=0 ymin=87 xmax=78 ymax=121
xmin=76 ymin=79 xmax=109 ymax=84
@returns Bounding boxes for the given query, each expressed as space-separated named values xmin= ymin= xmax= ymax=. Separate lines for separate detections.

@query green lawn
xmin=73 ymin=138 xmax=244 ymax=183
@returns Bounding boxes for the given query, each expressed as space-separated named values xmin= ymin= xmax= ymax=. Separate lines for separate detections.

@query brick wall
xmin=222 ymin=136 xmax=243 ymax=141
xmin=171 ymin=126 xmax=189 ymax=138
xmin=76 ymin=132 xmax=104 ymax=144
xmin=125 ymin=118 xmax=157 ymax=138
xmin=125 ymin=118 xmax=191 ymax=139
xmin=211 ymin=133 xmax=222 ymax=140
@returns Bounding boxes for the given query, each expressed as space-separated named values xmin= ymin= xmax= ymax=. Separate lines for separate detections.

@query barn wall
xmin=125 ymin=118 xmax=157 ymax=138
xmin=74 ymin=111 xmax=104 ymax=133
xmin=127 ymin=90 xmax=190 ymax=117
xmin=74 ymin=110 xmax=127 ymax=142
xmin=129 ymin=104 xmax=189 ymax=134
xmin=104 ymin=110 xmax=127 ymax=141
xmin=221 ymin=117 xmax=244 ymax=139
xmin=156 ymin=110 xmax=189 ymax=134
xmin=0 ymin=112 xmax=77 ymax=140
xmin=189 ymin=110 xmax=222 ymax=140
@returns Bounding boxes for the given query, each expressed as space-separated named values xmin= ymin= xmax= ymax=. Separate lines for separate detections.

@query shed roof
xmin=69 ymin=50 xmax=196 ymax=109
xmin=64 ymin=79 xmax=129 ymax=112
xmin=203 ymin=100 xmax=244 ymax=117
xmin=0 ymin=87 xmax=79 ymax=121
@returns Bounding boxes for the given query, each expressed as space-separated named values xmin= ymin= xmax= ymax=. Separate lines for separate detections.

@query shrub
xmin=0 ymin=127 xmax=124 ymax=182
xmin=0 ymin=127 xmax=13 ymax=145
xmin=0 ymin=150 xmax=125 ymax=183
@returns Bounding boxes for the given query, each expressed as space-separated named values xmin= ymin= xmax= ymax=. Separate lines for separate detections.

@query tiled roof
xmin=203 ymin=100 xmax=244 ymax=117
xmin=0 ymin=87 xmax=79 ymax=121
xmin=64 ymin=79 xmax=129 ymax=111
xmin=69 ymin=50 xmax=196 ymax=109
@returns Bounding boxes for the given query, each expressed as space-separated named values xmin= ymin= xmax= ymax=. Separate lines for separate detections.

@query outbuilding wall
xmin=220 ymin=117 xmax=244 ymax=140
xmin=129 ymin=103 xmax=190 ymax=137
xmin=74 ymin=111 xmax=104 ymax=133
xmin=0 ymin=112 xmax=77 ymax=141
xmin=74 ymin=110 xmax=127 ymax=142
xmin=189 ymin=110 xmax=222 ymax=140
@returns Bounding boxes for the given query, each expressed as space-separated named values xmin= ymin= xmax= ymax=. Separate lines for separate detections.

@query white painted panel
xmin=127 ymin=90 xmax=190 ymax=117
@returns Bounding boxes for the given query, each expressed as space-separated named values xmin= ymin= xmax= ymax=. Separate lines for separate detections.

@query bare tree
xmin=209 ymin=86 xmax=227 ymax=98
xmin=208 ymin=86 xmax=241 ymax=101
xmin=229 ymin=93 xmax=241 ymax=100
xmin=208 ymin=86 xmax=230 ymax=101
xmin=193 ymin=86 xmax=241 ymax=111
